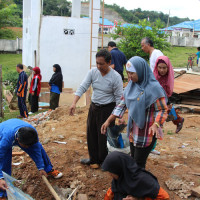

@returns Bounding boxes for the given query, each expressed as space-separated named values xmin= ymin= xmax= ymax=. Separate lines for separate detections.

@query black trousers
xmin=31 ymin=94 xmax=39 ymax=113
xmin=50 ymin=92 xmax=60 ymax=110
xmin=130 ymin=136 xmax=156 ymax=169
xmin=87 ymin=102 xmax=115 ymax=164
xmin=118 ymin=71 xmax=124 ymax=81
xmin=18 ymin=96 xmax=28 ymax=118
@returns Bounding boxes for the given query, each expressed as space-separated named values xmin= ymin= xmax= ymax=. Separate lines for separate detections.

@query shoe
xmin=176 ymin=118 xmax=184 ymax=133
xmin=47 ymin=169 xmax=63 ymax=179
xmin=17 ymin=115 xmax=23 ymax=118
xmin=151 ymin=149 xmax=160 ymax=155
xmin=80 ymin=158 xmax=91 ymax=165
xmin=28 ymin=112 xmax=33 ymax=115
xmin=90 ymin=164 xmax=100 ymax=169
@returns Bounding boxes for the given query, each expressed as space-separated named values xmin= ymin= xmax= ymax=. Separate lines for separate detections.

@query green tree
xmin=43 ymin=0 xmax=71 ymax=16
xmin=112 ymin=19 xmax=170 ymax=60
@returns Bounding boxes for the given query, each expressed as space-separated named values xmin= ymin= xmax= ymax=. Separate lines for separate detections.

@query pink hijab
xmin=154 ymin=56 xmax=174 ymax=97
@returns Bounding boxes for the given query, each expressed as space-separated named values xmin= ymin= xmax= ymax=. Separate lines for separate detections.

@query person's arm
xmin=17 ymin=72 xmax=25 ymax=94
xmin=69 ymin=70 xmax=92 ymax=115
xmin=32 ymin=77 xmax=38 ymax=95
xmin=20 ymin=142 xmax=45 ymax=172
xmin=149 ymin=97 xmax=168 ymax=138
xmin=101 ymin=96 xmax=127 ymax=134
xmin=113 ymin=75 xmax=123 ymax=105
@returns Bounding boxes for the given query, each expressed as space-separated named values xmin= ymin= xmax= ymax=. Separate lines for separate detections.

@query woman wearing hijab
xmin=29 ymin=67 xmax=42 ymax=114
xmin=49 ymin=64 xmax=63 ymax=110
xmin=102 ymin=151 xmax=169 ymax=200
xmin=154 ymin=56 xmax=184 ymax=133
xmin=101 ymin=56 xmax=168 ymax=169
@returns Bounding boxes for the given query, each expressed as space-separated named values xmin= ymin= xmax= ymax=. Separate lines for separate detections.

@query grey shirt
xmin=75 ymin=67 xmax=123 ymax=105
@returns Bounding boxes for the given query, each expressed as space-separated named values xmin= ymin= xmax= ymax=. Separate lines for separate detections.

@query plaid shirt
xmin=112 ymin=96 xmax=168 ymax=147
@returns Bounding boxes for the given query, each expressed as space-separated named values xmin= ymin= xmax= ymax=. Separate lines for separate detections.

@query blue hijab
xmin=124 ymin=56 xmax=167 ymax=130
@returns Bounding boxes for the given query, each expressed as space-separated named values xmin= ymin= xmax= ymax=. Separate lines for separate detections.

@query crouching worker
xmin=0 ymin=119 xmax=63 ymax=199
xmin=102 ymin=152 xmax=169 ymax=200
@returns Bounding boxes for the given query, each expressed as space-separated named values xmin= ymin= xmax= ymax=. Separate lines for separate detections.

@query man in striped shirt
xmin=16 ymin=64 xmax=28 ymax=118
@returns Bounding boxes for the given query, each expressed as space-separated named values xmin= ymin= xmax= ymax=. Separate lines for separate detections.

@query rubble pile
xmin=24 ymin=110 xmax=53 ymax=127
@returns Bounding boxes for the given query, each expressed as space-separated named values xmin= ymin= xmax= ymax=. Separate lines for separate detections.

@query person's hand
xmin=118 ymin=118 xmax=126 ymax=125
xmin=69 ymin=104 xmax=76 ymax=116
xmin=48 ymin=86 xmax=51 ymax=90
xmin=32 ymin=92 xmax=34 ymax=95
xmin=0 ymin=179 xmax=8 ymax=191
xmin=101 ymin=120 xmax=110 ymax=135
xmin=149 ymin=123 xmax=160 ymax=139
xmin=39 ymin=170 xmax=47 ymax=177
xmin=17 ymin=92 xmax=20 ymax=96
xmin=123 ymin=195 xmax=137 ymax=200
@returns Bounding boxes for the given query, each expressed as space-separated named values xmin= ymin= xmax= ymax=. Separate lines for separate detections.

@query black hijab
xmin=102 ymin=152 xmax=160 ymax=199
xmin=49 ymin=64 xmax=63 ymax=92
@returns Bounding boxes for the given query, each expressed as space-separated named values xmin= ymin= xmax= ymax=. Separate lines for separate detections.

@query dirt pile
xmin=11 ymin=106 xmax=200 ymax=199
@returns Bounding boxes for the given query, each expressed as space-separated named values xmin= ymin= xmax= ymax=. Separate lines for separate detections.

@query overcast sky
xmin=103 ymin=0 xmax=200 ymax=20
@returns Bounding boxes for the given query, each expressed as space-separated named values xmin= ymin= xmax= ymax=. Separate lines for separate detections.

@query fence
xmin=1 ymin=36 xmax=200 ymax=53
xmin=0 ymin=38 xmax=22 ymax=53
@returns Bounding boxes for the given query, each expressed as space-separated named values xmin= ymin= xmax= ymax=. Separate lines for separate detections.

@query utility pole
xmin=0 ymin=65 xmax=3 ymax=118
xmin=166 ymin=10 xmax=170 ymax=29
xmin=101 ymin=0 xmax=104 ymax=49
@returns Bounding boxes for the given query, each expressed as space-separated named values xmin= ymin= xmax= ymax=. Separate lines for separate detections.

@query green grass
xmin=163 ymin=46 xmax=197 ymax=68
xmin=0 ymin=54 xmax=22 ymax=74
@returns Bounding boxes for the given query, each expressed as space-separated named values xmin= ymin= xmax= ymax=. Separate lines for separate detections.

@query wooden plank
xmin=12 ymin=152 xmax=25 ymax=157
xmin=78 ymin=194 xmax=88 ymax=200
xmin=191 ymin=186 xmax=200 ymax=197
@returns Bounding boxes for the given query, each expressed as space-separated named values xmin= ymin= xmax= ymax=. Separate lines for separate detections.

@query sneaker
xmin=176 ymin=118 xmax=184 ymax=133
xmin=28 ymin=112 xmax=33 ymax=115
xmin=90 ymin=164 xmax=100 ymax=169
xmin=17 ymin=115 xmax=23 ymax=118
xmin=47 ymin=169 xmax=63 ymax=179
xmin=80 ymin=158 xmax=91 ymax=165
xmin=151 ymin=149 xmax=160 ymax=155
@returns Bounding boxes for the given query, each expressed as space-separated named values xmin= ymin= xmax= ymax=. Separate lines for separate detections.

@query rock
xmin=27 ymin=185 xmax=36 ymax=195
xmin=43 ymin=138 xmax=50 ymax=144
xmin=88 ymin=191 xmax=96 ymax=197
xmin=58 ymin=135 xmax=65 ymax=139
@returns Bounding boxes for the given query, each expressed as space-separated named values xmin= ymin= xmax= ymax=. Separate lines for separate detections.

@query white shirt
xmin=149 ymin=49 xmax=164 ymax=71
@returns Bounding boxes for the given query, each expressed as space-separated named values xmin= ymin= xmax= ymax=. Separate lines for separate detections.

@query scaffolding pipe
xmin=101 ymin=0 xmax=104 ymax=49
xmin=90 ymin=0 xmax=94 ymax=69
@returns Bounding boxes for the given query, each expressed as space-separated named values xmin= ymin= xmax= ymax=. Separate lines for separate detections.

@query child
xmin=154 ymin=56 xmax=184 ymax=133
xmin=29 ymin=67 xmax=42 ymax=114
xmin=49 ymin=64 xmax=63 ymax=110
xmin=194 ymin=47 xmax=200 ymax=67
xmin=102 ymin=151 xmax=169 ymax=200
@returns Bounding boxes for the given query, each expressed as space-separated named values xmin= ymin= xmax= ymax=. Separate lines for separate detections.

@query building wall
xmin=22 ymin=0 xmax=100 ymax=91
xmin=39 ymin=16 xmax=91 ymax=89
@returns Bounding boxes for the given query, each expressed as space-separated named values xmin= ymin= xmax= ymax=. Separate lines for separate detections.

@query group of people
xmin=69 ymin=38 xmax=185 ymax=199
xmin=16 ymin=64 xmax=63 ymax=118
xmin=0 ymin=38 xmax=185 ymax=200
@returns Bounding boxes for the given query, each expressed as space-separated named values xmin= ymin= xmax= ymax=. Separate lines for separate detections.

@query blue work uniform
xmin=16 ymin=71 xmax=29 ymax=118
xmin=0 ymin=119 xmax=53 ymax=197
xmin=110 ymin=48 xmax=127 ymax=80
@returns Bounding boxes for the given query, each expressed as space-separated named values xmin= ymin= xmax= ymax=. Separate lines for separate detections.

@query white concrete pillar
xmin=71 ymin=0 xmax=81 ymax=18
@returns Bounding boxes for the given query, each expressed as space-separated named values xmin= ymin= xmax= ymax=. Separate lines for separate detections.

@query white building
xmin=23 ymin=0 xmax=100 ymax=92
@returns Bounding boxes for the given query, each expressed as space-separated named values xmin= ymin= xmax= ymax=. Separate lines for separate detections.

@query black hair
xmin=17 ymin=64 xmax=23 ymax=70
xmin=108 ymin=41 xmax=116 ymax=47
xmin=53 ymin=64 xmax=62 ymax=73
xmin=197 ymin=47 xmax=200 ymax=51
xmin=142 ymin=37 xmax=154 ymax=47
xmin=17 ymin=127 xmax=38 ymax=146
xmin=96 ymin=49 xmax=112 ymax=63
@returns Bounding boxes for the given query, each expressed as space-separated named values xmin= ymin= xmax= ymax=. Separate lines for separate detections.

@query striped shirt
xmin=112 ymin=96 xmax=168 ymax=147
